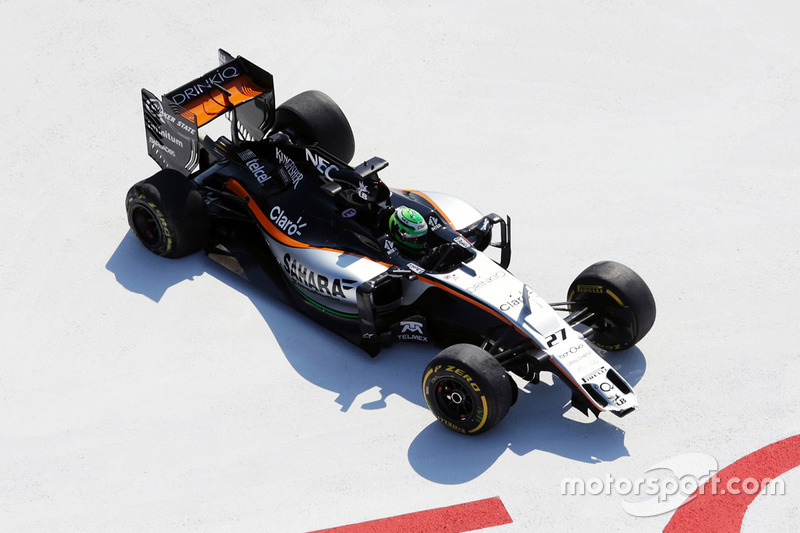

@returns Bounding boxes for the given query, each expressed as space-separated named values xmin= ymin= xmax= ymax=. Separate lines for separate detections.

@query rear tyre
xmin=422 ymin=344 xmax=514 ymax=435
xmin=568 ymin=261 xmax=656 ymax=351
xmin=125 ymin=169 xmax=210 ymax=258
xmin=273 ymin=90 xmax=355 ymax=164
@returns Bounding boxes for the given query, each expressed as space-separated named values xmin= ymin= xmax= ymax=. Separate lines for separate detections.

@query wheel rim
xmin=432 ymin=377 xmax=475 ymax=422
xmin=131 ymin=205 xmax=162 ymax=247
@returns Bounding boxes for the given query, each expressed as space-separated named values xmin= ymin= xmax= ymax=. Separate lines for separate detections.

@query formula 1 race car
xmin=127 ymin=50 xmax=656 ymax=435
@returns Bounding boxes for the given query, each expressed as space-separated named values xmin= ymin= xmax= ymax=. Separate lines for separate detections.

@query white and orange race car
xmin=126 ymin=50 xmax=656 ymax=434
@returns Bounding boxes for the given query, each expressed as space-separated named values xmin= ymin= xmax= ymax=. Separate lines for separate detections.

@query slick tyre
xmin=422 ymin=344 xmax=514 ymax=435
xmin=568 ymin=261 xmax=656 ymax=351
xmin=125 ymin=169 xmax=210 ymax=258
xmin=274 ymin=90 xmax=355 ymax=164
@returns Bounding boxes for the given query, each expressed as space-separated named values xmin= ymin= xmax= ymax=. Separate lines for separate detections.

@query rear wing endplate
xmin=142 ymin=50 xmax=275 ymax=175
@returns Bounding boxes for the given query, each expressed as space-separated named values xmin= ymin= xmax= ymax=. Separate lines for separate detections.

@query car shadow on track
xmin=107 ymin=233 xmax=648 ymax=482
xmin=106 ymin=233 xmax=211 ymax=302
xmin=106 ymin=232 xmax=434 ymax=413
xmin=408 ymin=348 xmax=646 ymax=484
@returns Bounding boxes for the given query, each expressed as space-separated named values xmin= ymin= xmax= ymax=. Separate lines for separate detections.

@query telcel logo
xmin=246 ymin=159 xmax=270 ymax=184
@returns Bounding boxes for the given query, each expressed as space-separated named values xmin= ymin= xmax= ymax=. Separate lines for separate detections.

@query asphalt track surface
xmin=2 ymin=2 xmax=799 ymax=531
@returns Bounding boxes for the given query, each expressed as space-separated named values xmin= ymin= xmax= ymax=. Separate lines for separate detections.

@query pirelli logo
xmin=576 ymin=284 xmax=604 ymax=294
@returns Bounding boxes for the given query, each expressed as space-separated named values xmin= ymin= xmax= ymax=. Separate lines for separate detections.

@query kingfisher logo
xmin=276 ymin=148 xmax=304 ymax=188
xmin=283 ymin=254 xmax=356 ymax=300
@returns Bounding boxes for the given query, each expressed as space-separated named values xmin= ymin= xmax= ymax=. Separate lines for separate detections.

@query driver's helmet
xmin=388 ymin=206 xmax=428 ymax=255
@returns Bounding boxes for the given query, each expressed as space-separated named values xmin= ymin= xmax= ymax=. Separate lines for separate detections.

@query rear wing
xmin=142 ymin=50 xmax=275 ymax=175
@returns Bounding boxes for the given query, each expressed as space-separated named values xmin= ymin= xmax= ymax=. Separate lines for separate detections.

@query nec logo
xmin=305 ymin=148 xmax=339 ymax=179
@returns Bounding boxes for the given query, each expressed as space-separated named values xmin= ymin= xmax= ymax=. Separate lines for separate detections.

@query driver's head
xmin=388 ymin=206 xmax=428 ymax=256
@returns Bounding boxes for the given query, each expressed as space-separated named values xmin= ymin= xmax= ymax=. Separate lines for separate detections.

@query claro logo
xmin=270 ymin=205 xmax=307 ymax=236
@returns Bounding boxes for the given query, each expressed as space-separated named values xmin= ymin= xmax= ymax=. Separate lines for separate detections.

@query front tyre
xmin=422 ymin=344 xmax=514 ymax=435
xmin=568 ymin=261 xmax=656 ymax=351
xmin=125 ymin=169 xmax=210 ymax=258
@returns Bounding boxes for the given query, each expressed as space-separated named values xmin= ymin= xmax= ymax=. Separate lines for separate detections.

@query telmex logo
xmin=401 ymin=321 xmax=424 ymax=334
xmin=171 ymin=66 xmax=240 ymax=105
xmin=397 ymin=320 xmax=429 ymax=343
